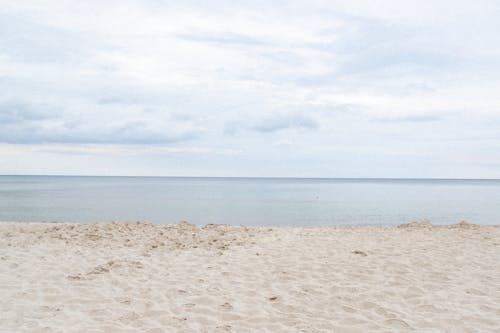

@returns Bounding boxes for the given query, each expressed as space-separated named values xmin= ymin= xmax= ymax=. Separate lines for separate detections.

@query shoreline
xmin=2 ymin=221 xmax=499 ymax=332
xmin=0 ymin=220 xmax=496 ymax=227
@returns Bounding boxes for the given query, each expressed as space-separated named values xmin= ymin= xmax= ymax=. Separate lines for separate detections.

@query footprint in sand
xmin=215 ymin=325 xmax=232 ymax=332
xmin=384 ymin=318 xmax=411 ymax=330
xmin=220 ymin=302 xmax=233 ymax=310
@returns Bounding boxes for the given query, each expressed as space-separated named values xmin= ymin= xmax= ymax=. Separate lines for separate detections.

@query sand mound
xmin=397 ymin=220 xmax=433 ymax=229
xmin=175 ymin=220 xmax=199 ymax=230
xmin=447 ymin=220 xmax=479 ymax=229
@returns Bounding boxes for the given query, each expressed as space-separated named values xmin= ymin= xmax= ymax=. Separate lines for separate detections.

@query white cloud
xmin=1 ymin=0 xmax=500 ymax=177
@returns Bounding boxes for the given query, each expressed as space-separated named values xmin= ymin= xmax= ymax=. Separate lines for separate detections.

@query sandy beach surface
xmin=1 ymin=221 xmax=499 ymax=333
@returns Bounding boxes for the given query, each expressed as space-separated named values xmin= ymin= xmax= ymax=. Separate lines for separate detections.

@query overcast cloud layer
xmin=1 ymin=0 xmax=500 ymax=177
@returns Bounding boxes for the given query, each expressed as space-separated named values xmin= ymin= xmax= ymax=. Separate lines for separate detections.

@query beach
xmin=1 ymin=221 xmax=499 ymax=333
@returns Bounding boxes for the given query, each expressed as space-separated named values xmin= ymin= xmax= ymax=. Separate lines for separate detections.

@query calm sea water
xmin=0 ymin=176 xmax=499 ymax=226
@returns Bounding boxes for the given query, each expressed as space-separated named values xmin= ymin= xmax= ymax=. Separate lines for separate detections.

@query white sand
xmin=1 ymin=221 xmax=499 ymax=332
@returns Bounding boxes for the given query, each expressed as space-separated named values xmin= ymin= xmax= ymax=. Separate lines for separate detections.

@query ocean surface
xmin=0 ymin=176 xmax=499 ymax=226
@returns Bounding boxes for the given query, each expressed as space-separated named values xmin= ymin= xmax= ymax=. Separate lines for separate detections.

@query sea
xmin=0 ymin=176 xmax=499 ymax=226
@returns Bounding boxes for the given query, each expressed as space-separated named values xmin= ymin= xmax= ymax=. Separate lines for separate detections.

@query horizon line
xmin=1 ymin=174 xmax=500 ymax=181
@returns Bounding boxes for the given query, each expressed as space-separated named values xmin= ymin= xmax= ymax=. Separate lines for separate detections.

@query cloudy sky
xmin=1 ymin=0 xmax=500 ymax=177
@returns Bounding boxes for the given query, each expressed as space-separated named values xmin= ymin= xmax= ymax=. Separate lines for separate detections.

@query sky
xmin=1 ymin=0 xmax=500 ymax=178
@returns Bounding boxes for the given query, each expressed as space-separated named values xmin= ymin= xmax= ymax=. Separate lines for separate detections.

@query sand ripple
xmin=1 ymin=221 xmax=499 ymax=332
